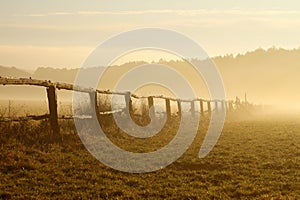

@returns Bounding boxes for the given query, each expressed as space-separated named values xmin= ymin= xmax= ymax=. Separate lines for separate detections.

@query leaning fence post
xmin=165 ymin=98 xmax=171 ymax=119
xmin=191 ymin=100 xmax=195 ymax=117
xmin=148 ymin=96 xmax=155 ymax=118
xmin=46 ymin=85 xmax=60 ymax=137
xmin=177 ymin=99 xmax=182 ymax=117
xmin=125 ymin=92 xmax=133 ymax=117
xmin=200 ymin=99 xmax=204 ymax=116
xmin=207 ymin=101 xmax=211 ymax=115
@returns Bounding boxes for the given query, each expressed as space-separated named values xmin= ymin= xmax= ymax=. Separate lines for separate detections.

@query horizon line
xmin=1 ymin=45 xmax=300 ymax=72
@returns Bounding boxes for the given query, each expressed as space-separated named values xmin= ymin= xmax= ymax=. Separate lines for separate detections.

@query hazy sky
xmin=1 ymin=0 xmax=300 ymax=70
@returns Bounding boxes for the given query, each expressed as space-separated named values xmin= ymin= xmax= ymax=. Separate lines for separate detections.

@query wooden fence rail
xmin=0 ymin=77 xmax=236 ymax=137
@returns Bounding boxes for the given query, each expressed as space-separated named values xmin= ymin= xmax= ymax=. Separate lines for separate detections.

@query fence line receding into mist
xmin=0 ymin=77 xmax=235 ymax=137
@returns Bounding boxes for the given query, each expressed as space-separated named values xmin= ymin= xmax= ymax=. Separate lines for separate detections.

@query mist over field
xmin=1 ymin=47 xmax=300 ymax=113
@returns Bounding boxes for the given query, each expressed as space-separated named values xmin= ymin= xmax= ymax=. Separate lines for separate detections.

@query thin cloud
xmin=20 ymin=9 xmax=300 ymax=17
xmin=77 ymin=10 xmax=174 ymax=15
xmin=77 ymin=9 xmax=300 ymax=16
xmin=22 ymin=12 xmax=73 ymax=17
xmin=50 ymin=12 xmax=73 ymax=15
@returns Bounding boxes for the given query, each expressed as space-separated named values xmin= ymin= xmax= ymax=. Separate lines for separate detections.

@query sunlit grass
xmin=0 ymin=115 xmax=300 ymax=199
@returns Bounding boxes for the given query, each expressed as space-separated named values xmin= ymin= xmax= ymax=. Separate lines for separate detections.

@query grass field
xmin=0 ymin=114 xmax=300 ymax=199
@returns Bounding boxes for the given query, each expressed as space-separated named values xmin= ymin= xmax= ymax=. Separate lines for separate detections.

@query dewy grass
xmin=0 ymin=115 xmax=300 ymax=199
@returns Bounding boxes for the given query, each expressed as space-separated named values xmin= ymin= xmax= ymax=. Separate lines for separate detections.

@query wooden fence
xmin=0 ymin=77 xmax=235 ymax=137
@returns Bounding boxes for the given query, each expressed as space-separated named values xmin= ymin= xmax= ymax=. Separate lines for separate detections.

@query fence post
xmin=191 ymin=100 xmax=195 ymax=117
xmin=46 ymin=86 xmax=60 ymax=137
xmin=215 ymin=101 xmax=218 ymax=113
xmin=165 ymin=98 xmax=171 ymax=119
xmin=89 ymin=91 xmax=100 ymax=119
xmin=125 ymin=92 xmax=133 ymax=117
xmin=148 ymin=96 xmax=155 ymax=118
xmin=177 ymin=99 xmax=182 ymax=117
xmin=207 ymin=101 xmax=211 ymax=115
xmin=200 ymin=100 xmax=204 ymax=116
xmin=222 ymin=100 xmax=225 ymax=111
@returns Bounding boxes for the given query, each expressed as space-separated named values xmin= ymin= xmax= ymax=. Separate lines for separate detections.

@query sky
xmin=1 ymin=0 xmax=300 ymax=70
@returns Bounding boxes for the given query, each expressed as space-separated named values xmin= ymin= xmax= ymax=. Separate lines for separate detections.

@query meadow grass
xmin=0 ymin=114 xmax=299 ymax=199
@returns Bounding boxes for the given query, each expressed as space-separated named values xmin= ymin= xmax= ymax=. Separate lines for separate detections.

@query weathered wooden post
xmin=165 ymin=98 xmax=171 ymax=119
xmin=148 ymin=96 xmax=155 ymax=117
xmin=125 ymin=92 xmax=133 ymax=117
xmin=207 ymin=101 xmax=211 ymax=115
xmin=177 ymin=99 xmax=182 ymax=117
xmin=221 ymin=100 xmax=225 ymax=111
xmin=46 ymin=86 xmax=60 ymax=137
xmin=200 ymin=99 xmax=204 ymax=116
xmin=89 ymin=91 xmax=100 ymax=119
xmin=190 ymin=100 xmax=195 ymax=117
xmin=215 ymin=101 xmax=218 ymax=113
